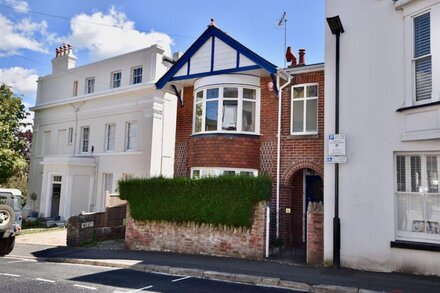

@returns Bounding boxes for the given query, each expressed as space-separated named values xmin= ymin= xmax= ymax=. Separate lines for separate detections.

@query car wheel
xmin=2 ymin=237 xmax=15 ymax=256
xmin=0 ymin=205 xmax=15 ymax=232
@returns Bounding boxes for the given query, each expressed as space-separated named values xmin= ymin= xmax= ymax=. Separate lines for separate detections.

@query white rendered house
xmin=27 ymin=45 xmax=177 ymax=220
xmin=325 ymin=0 xmax=440 ymax=275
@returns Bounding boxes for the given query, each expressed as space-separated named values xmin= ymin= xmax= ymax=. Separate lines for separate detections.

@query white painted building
xmin=27 ymin=45 xmax=177 ymax=220
xmin=325 ymin=0 xmax=440 ymax=275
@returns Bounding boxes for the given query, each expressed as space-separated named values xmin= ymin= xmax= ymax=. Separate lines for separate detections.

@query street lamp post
xmin=326 ymin=15 xmax=344 ymax=269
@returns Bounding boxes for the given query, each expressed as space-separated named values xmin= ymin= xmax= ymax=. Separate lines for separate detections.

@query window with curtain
xmin=395 ymin=153 xmax=440 ymax=243
xmin=193 ymin=86 xmax=258 ymax=134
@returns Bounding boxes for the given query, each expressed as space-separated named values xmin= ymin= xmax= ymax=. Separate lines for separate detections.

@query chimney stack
xmin=285 ymin=46 xmax=297 ymax=67
xmin=298 ymin=49 xmax=306 ymax=66
xmin=51 ymin=43 xmax=76 ymax=74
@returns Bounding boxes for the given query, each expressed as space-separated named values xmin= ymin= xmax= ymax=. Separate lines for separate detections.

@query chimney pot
xmin=298 ymin=49 xmax=306 ymax=66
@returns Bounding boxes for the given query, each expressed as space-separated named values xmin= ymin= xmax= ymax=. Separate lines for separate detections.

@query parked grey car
xmin=0 ymin=189 xmax=22 ymax=256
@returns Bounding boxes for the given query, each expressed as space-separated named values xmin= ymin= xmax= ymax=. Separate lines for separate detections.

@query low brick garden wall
xmin=306 ymin=202 xmax=324 ymax=265
xmin=125 ymin=201 xmax=267 ymax=259
xmin=67 ymin=204 xmax=126 ymax=246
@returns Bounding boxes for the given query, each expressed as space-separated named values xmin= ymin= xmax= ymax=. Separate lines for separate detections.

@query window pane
xmin=242 ymin=101 xmax=256 ymax=132
xmin=127 ymin=123 xmax=137 ymax=149
xmin=133 ymin=67 xmax=142 ymax=84
xmin=292 ymin=100 xmax=304 ymax=132
xmin=396 ymin=156 xmax=406 ymax=192
xmin=192 ymin=170 xmax=200 ymax=178
xmin=414 ymin=13 xmax=430 ymax=58
xmin=196 ymin=91 xmax=203 ymax=102
xmin=305 ymin=99 xmax=317 ymax=132
xmin=81 ymin=127 xmax=89 ymax=152
xmin=205 ymin=101 xmax=218 ymax=131
xmin=415 ymin=57 xmax=432 ymax=101
xmin=223 ymin=170 xmax=235 ymax=175
xmin=222 ymin=100 xmax=237 ymax=131
xmin=195 ymin=103 xmax=203 ymax=133
xmin=427 ymin=156 xmax=439 ymax=193
xmin=243 ymin=88 xmax=256 ymax=100
xmin=106 ymin=124 xmax=115 ymax=151
xmin=410 ymin=156 xmax=421 ymax=192
xmin=223 ymin=87 xmax=238 ymax=98
xmin=104 ymin=173 xmax=113 ymax=193
xmin=307 ymin=85 xmax=318 ymax=97
xmin=207 ymin=88 xmax=219 ymax=100
xmin=426 ymin=194 xmax=440 ymax=235
xmin=397 ymin=194 xmax=411 ymax=232
xmin=293 ymin=87 xmax=304 ymax=99
xmin=240 ymin=171 xmax=253 ymax=177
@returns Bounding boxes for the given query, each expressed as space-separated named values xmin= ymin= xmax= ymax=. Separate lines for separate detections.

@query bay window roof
xmin=155 ymin=24 xmax=278 ymax=91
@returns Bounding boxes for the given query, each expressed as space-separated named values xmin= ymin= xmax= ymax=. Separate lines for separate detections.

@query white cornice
xmin=31 ymin=82 xmax=156 ymax=111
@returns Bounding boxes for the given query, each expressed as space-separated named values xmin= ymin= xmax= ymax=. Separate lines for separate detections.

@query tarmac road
xmin=0 ymin=255 xmax=299 ymax=293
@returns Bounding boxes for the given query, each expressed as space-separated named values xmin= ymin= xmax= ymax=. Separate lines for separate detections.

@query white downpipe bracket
xmin=276 ymin=70 xmax=292 ymax=239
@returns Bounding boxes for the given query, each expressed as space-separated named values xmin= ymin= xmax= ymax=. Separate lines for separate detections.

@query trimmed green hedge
xmin=119 ymin=175 xmax=272 ymax=228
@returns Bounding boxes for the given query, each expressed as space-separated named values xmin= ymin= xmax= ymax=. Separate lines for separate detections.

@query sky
xmin=0 ymin=0 xmax=324 ymax=115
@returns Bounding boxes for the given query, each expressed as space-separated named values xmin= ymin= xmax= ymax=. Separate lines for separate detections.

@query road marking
xmin=7 ymin=260 xmax=33 ymax=264
xmin=0 ymin=273 xmax=21 ymax=277
xmin=117 ymin=285 xmax=153 ymax=293
xmin=34 ymin=277 xmax=56 ymax=283
xmin=73 ymin=284 xmax=97 ymax=290
xmin=171 ymin=276 xmax=191 ymax=282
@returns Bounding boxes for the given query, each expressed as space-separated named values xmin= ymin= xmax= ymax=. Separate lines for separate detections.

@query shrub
xmin=119 ymin=175 xmax=272 ymax=228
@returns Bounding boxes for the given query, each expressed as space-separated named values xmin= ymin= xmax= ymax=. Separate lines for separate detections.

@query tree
xmin=0 ymin=84 xmax=29 ymax=184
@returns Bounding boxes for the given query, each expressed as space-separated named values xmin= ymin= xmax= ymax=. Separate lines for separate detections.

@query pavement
xmin=12 ymin=229 xmax=440 ymax=293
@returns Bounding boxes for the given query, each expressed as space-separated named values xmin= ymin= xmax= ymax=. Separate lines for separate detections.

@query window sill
xmin=287 ymin=133 xmax=320 ymax=140
xmin=390 ymin=240 xmax=440 ymax=252
xmin=191 ymin=132 xmax=261 ymax=138
xmin=396 ymin=100 xmax=440 ymax=112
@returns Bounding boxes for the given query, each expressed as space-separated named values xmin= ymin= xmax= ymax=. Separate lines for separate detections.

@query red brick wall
xmin=260 ymin=70 xmax=324 ymax=245
xmin=173 ymin=70 xmax=324 ymax=247
xmin=307 ymin=211 xmax=323 ymax=265
xmin=188 ymin=135 xmax=260 ymax=170
xmin=125 ymin=201 xmax=267 ymax=259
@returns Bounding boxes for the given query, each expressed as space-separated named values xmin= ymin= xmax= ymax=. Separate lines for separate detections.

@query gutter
xmin=275 ymin=69 xmax=292 ymax=238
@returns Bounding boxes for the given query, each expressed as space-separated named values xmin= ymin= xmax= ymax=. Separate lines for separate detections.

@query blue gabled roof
xmin=156 ymin=25 xmax=277 ymax=89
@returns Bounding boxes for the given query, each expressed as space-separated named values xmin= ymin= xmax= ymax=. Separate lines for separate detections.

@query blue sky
xmin=0 ymin=0 xmax=324 ymax=110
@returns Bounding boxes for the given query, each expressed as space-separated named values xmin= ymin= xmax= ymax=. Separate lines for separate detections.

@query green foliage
xmin=119 ymin=175 xmax=272 ymax=228
xmin=0 ymin=84 xmax=30 ymax=184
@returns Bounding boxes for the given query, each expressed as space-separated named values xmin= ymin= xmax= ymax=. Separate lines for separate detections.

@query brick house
xmin=156 ymin=22 xmax=324 ymax=260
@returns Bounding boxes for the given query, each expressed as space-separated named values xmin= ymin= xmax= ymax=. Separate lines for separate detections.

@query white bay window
xmin=193 ymin=86 xmax=259 ymax=134
xmin=191 ymin=167 xmax=257 ymax=178
xmin=395 ymin=153 xmax=440 ymax=243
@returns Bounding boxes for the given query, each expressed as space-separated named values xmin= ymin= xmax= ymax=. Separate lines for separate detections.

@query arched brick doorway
xmin=282 ymin=161 xmax=323 ymax=262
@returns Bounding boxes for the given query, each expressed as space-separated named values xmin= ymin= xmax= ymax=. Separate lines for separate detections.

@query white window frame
xmin=290 ymin=83 xmax=319 ymax=135
xmin=402 ymin=2 xmax=439 ymax=107
xmin=131 ymin=66 xmax=143 ymax=85
xmin=111 ymin=71 xmax=122 ymax=88
xmin=125 ymin=121 xmax=138 ymax=151
xmin=190 ymin=167 xmax=258 ymax=178
xmin=192 ymin=85 xmax=260 ymax=135
xmin=67 ymin=127 xmax=73 ymax=145
xmin=103 ymin=173 xmax=114 ymax=194
xmin=85 ymin=77 xmax=95 ymax=94
xmin=80 ymin=126 xmax=90 ymax=154
xmin=394 ymin=152 xmax=440 ymax=244
xmin=104 ymin=123 xmax=116 ymax=152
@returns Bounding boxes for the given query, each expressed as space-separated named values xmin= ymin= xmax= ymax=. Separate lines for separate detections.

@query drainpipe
xmin=70 ymin=101 xmax=86 ymax=157
xmin=276 ymin=70 xmax=292 ymax=238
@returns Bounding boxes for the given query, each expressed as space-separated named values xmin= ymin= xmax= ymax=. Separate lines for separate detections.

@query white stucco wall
xmin=324 ymin=0 xmax=440 ymax=275
xmin=27 ymin=46 xmax=177 ymax=220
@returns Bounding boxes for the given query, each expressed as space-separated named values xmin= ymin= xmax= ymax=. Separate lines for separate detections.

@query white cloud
xmin=67 ymin=6 xmax=173 ymax=61
xmin=0 ymin=14 xmax=57 ymax=56
xmin=0 ymin=66 xmax=38 ymax=96
xmin=1 ymin=0 xmax=29 ymax=12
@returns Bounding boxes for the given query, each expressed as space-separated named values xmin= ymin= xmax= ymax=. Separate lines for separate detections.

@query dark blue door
xmin=305 ymin=175 xmax=323 ymax=210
